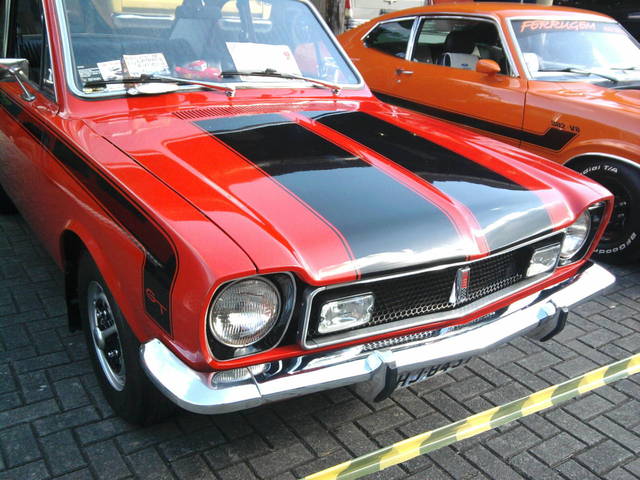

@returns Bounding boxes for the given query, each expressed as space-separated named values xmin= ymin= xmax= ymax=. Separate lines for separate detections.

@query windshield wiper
xmin=220 ymin=68 xmax=341 ymax=95
xmin=538 ymin=67 xmax=618 ymax=83
xmin=83 ymin=73 xmax=236 ymax=97
xmin=611 ymin=66 xmax=640 ymax=71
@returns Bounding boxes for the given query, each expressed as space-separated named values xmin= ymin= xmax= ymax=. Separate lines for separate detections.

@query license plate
xmin=396 ymin=357 xmax=472 ymax=389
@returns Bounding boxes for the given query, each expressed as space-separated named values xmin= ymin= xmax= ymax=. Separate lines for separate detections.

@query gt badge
xmin=449 ymin=266 xmax=471 ymax=306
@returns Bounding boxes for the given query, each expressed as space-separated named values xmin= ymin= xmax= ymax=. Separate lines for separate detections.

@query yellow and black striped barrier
xmin=303 ymin=353 xmax=640 ymax=480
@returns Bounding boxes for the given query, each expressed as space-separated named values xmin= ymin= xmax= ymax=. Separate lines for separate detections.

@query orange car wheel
xmin=579 ymin=158 xmax=640 ymax=264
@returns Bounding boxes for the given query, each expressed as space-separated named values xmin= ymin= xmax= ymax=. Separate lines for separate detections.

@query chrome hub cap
xmin=88 ymin=281 xmax=126 ymax=391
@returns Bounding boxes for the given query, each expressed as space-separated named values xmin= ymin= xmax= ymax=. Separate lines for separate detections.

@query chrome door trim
xmin=2 ymin=0 xmax=9 ymax=58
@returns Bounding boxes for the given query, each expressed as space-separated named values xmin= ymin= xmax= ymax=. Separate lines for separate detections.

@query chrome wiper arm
xmin=538 ymin=67 xmax=618 ymax=83
xmin=147 ymin=74 xmax=235 ymax=97
xmin=221 ymin=68 xmax=341 ymax=95
xmin=83 ymin=73 xmax=236 ymax=97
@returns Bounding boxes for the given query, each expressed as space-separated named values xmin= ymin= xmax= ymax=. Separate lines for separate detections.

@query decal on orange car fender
xmin=372 ymin=92 xmax=577 ymax=152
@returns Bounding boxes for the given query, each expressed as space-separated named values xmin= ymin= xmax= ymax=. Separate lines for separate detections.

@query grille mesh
xmin=362 ymin=312 xmax=497 ymax=352
xmin=308 ymin=245 xmax=536 ymax=339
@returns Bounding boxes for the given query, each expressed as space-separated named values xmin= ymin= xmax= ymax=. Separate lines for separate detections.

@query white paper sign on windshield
xmin=122 ymin=53 xmax=170 ymax=78
xmin=97 ymin=60 xmax=124 ymax=80
xmin=226 ymin=43 xmax=301 ymax=79
xmin=96 ymin=60 xmax=126 ymax=91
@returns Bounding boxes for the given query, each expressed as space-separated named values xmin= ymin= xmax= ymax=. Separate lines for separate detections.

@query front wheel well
xmin=60 ymin=230 xmax=89 ymax=332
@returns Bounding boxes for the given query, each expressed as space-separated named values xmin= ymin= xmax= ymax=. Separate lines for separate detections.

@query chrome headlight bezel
xmin=206 ymin=273 xmax=296 ymax=361
xmin=560 ymin=210 xmax=591 ymax=262
xmin=208 ymin=277 xmax=282 ymax=348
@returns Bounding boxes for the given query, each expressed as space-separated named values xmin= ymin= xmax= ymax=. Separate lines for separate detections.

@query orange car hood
xmin=533 ymin=81 xmax=640 ymax=116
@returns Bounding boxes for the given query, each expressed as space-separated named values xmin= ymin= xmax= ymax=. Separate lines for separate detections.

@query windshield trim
xmin=505 ymin=15 xmax=636 ymax=81
xmin=54 ymin=0 xmax=365 ymax=99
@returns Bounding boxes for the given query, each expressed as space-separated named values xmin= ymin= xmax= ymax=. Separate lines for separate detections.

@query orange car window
xmin=412 ymin=17 xmax=508 ymax=74
xmin=364 ymin=19 xmax=414 ymax=58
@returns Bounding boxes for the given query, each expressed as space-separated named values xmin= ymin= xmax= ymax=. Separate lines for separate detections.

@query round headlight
xmin=561 ymin=211 xmax=591 ymax=260
xmin=208 ymin=278 xmax=281 ymax=347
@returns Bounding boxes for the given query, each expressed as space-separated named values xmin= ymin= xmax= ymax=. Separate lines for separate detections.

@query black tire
xmin=0 ymin=183 xmax=18 ymax=214
xmin=577 ymin=158 xmax=640 ymax=264
xmin=78 ymin=252 xmax=175 ymax=425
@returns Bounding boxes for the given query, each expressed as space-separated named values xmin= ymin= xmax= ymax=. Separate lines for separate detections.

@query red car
xmin=0 ymin=0 xmax=614 ymax=424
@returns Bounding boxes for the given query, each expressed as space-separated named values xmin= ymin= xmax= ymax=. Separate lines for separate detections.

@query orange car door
xmin=374 ymin=16 xmax=527 ymax=147
xmin=350 ymin=17 xmax=418 ymax=96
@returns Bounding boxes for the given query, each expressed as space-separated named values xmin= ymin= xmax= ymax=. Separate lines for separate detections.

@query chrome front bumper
xmin=140 ymin=262 xmax=614 ymax=415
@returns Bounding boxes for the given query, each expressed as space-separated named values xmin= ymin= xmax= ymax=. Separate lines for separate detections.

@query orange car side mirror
xmin=476 ymin=59 xmax=501 ymax=75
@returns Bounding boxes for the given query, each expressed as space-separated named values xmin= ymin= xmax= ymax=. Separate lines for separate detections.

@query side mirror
xmin=0 ymin=58 xmax=35 ymax=102
xmin=476 ymin=59 xmax=501 ymax=76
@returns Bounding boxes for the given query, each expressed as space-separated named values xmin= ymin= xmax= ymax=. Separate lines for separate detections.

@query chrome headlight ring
xmin=206 ymin=273 xmax=296 ymax=361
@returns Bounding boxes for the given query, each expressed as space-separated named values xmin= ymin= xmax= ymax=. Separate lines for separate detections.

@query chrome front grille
xmin=361 ymin=312 xmax=498 ymax=352
xmin=305 ymin=233 xmax=563 ymax=344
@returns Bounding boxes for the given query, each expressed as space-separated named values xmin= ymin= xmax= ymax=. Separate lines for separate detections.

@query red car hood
xmin=85 ymin=99 xmax=607 ymax=284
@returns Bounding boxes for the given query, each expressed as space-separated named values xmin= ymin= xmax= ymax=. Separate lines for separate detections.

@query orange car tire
xmin=577 ymin=158 xmax=640 ymax=264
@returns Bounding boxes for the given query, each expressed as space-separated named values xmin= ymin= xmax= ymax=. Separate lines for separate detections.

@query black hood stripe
xmin=196 ymin=114 xmax=468 ymax=277
xmin=373 ymin=92 xmax=577 ymax=151
xmin=0 ymin=90 xmax=177 ymax=333
xmin=303 ymin=110 xmax=553 ymax=252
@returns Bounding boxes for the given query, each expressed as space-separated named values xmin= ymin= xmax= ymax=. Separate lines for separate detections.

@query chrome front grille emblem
xmin=450 ymin=266 xmax=471 ymax=306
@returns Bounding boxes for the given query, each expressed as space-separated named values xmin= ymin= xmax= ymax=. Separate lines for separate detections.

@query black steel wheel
xmin=78 ymin=252 xmax=175 ymax=424
xmin=578 ymin=158 xmax=640 ymax=264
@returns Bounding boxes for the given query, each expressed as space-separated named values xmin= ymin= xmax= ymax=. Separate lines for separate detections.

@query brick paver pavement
xmin=0 ymin=214 xmax=639 ymax=480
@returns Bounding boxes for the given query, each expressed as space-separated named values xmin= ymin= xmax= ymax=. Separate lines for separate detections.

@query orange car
xmin=340 ymin=3 xmax=640 ymax=263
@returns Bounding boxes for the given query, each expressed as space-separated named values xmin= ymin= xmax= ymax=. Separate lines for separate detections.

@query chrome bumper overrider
xmin=140 ymin=262 xmax=614 ymax=415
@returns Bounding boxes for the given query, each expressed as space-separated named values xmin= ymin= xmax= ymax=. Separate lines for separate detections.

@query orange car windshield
xmin=59 ymin=0 xmax=359 ymax=95
xmin=511 ymin=20 xmax=640 ymax=80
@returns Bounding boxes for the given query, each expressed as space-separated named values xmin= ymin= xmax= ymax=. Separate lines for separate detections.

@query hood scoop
xmin=172 ymin=102 xmax=356 ymax=120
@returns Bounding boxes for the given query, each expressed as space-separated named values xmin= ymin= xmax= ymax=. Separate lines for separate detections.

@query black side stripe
xmin=196 ymin=113 xmax=468 ymax=277
xmin=304 ymin=110 xmax=553 ymax=252
xmin=373 ymin=91 xmax=577 ymax=151
xmin=0 ymin=90 xmax=177 ymax=333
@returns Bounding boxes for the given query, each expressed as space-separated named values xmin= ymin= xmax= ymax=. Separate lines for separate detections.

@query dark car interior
xmin=414 ymin=19 xmax=509 ymax=74
xmin=9 ymin=0 xmax=355 ymax=92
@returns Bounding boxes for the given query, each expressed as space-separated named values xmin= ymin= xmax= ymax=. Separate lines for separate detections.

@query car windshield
xmin=511 ymin=19 xmax=640 ymax=80
xmin=58 ymin=0 xmax=359 ymax=95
